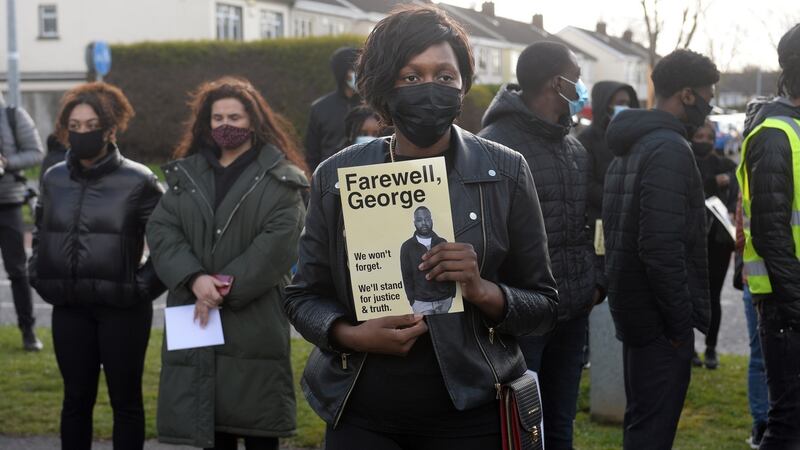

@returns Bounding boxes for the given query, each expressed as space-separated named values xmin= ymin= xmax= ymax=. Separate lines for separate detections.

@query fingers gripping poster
xmin=338 ymin=156 xmax=464 ymax=321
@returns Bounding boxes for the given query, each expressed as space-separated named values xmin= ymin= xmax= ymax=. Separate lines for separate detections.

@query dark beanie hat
xmin=778 ymin=23 xmax=800 ymax=70
xmin=330 ymin=47 xmax=359 ymax=86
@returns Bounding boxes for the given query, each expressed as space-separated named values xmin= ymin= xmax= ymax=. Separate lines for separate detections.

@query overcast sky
xmin=442 ymin=0 xmax=799 ymax=72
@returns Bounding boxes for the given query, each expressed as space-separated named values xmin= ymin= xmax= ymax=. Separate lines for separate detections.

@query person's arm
xmin=6 ymin=108 xmax=44 ymax=171
xmin=217 ymin=185 xmax=306 ymax=310
xmin=400 ymin=241 xmax=415 ymax=303
xmin=747 ymin=130 xmax=800 ymax=301
xmin=638 ymin=144 xmax=694 ymax=341
xmin=28 ymin=177 xmax=47 ymax=286
xmin=304 ymin=106 xmax=323 ymax=172
xmin=133 ymin=173 xmax=167 ymax=302
xmin=579 ymin=129 xmax=605 ymax=214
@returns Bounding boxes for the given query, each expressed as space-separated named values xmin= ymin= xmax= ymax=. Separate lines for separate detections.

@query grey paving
xmin=0 ymin=436 xmax=316 ymax=450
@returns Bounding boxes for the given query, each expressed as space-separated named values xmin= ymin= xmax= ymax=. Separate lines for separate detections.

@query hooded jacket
xmin=0 ymin=93 xmax=44 ymax=205
xmin=741 ymin=97 xmax=800 ymax=320
xmin=479 ymin=84 xmax=597 ymax=321
xmin=304 ymin=47 xmax=361 ymax=172
xmin=602 ymin=108 xmax=710 ymax=346
xmin=577 ymin=81 xmax=640 ymax=226
xmin=29 ymin=145 xmax=165 ymax=307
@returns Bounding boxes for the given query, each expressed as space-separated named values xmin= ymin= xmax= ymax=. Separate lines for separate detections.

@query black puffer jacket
xmin=29 ymin=146 xmax=166 ymax=307
xmin=285 ymin=126 xmax=558 ymax=425
xmin=741 ymin=97 xmax=800 ymax=320
xmin=479 ymin=84 xmax=596 ymax=321
xmin=577 ymin=81 xmax=640 ymax=227
xmin=603 ymin=109 xmax=710 ymax=346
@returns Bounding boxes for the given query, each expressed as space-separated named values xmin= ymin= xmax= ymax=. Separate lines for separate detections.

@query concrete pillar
xmin=589 ymin=301 xmax=626 ymax=423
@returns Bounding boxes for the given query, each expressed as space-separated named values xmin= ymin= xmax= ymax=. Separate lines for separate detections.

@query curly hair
xmin=54 ymin=82 xmax=134 ymax=144
xmin=778 ymin=23 xmax=800 ymax=98
xmin=173 ymin=77 xmax=308 ymax=176
xmin=651 ymin=49 xmax=720 ymax=98
xmin=355 ymin=4 xmax=474 ymax=125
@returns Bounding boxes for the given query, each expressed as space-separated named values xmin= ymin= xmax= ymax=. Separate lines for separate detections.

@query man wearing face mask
xmin=479 ymin=41 xmax=599 ymax=450
xmin=0 ymin=92 xmax=45 ymax=351
xmin=305 ymin=47 xmax=361 ymax=172
xmin=602 ymin=49 xmax=718 ymax=449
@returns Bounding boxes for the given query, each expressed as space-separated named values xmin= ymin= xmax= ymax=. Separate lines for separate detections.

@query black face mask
xmin=691 ymin=141 xmax=714 ymax=158
xmin=387 ymin=83 xmax=462 ymax=149
xmin=683 ymin=90 xmax=713 ymax=136
xmin=68 ymin=129 xmax=106 ymax=160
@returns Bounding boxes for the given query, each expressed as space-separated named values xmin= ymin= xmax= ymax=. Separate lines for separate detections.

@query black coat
xmin=29 ymin=146 xmax=166 ymax=307
xmin=741 ymin=97 xmax=800 ymax=321
xmin=479 ymin=84 xmax=597 ymax=321
xmin=400 ymin=232 xmax=455 ymax=302
xmin=602 ymin=109 xmax=710 ymax=346
xmin=304 ymin=90 xmax=362 ymax=172
xmin=285 ymin=125 xmax=558 ymax=424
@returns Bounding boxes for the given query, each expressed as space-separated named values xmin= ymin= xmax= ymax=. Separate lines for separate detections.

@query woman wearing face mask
xmin=29 ymin=82 xmax=166 ymax=450
xmin=146 ymin=77 xmax=308 ymax=450
xmin=284 ymin=5 xmax=558 ymax=449
xmin=344 ymin=104 xmax=384 ymax=146
xmin=690 ymin=120 xmax=738 ymax=370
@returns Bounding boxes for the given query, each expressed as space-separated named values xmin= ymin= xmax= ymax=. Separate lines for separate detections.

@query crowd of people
xmin=1 ymin=3 xmax=798 ymax=450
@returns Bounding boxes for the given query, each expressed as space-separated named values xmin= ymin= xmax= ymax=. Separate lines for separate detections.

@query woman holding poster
xmin=285 ymin=5 xmax=558 ymax=449
xmin=147 ymin=77 xmax=308 ymax=449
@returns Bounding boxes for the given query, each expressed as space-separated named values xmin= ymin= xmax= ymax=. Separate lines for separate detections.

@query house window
xmin=216 ymin=3 xmax=243 ymax=41
xmin=294 ymin=18 xmax=313 ymax=37
xmin=477 ymin=47 xmax=488 ymax=72
xmin=38 ymin=4 xmax=58 ymax=38
xmin=490 ymin=49 xmax=501 ymax=75
xmin=260 ymin=10 xmax=283 ymax=39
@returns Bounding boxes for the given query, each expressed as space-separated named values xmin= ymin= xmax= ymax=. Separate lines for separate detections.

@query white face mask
xmin=612 ymin=105 xmax=630 ymax=118
xmin=354 ymin=135 xmax=377 ymax=145
xmin=346 ymin=72 xmax=357 ymax=91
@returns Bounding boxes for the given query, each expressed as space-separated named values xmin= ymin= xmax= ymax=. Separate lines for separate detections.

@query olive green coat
xmin=146 ymin=145 xmax=308 ymax=447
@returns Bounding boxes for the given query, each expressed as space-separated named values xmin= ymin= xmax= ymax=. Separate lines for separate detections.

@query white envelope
xmin=164 ymin=305 xmax=225 ymax=351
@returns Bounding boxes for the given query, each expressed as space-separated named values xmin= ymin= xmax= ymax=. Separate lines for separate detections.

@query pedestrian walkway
xmin=0 ymin=436 xmax=316 ymax=450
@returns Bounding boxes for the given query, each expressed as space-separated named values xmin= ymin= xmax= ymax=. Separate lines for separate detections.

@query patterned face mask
xmin=211 ymin=124 xmax=253 ymax=150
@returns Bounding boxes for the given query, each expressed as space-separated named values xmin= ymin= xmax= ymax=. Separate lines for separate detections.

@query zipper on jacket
xmin=211 ymin=170 xmax=267 ymax=254
xmin=471 ymin=183 xmax=501 ymax=396
xmin=176 ymin=164 xmax=214 ymax=217
xmin=70 ymin=182 xmax=89 ymax=280
xmin=340 ymin=352 xmax=349 ymax=370
xmin=333 ymin=353 xmax=367 ymax=429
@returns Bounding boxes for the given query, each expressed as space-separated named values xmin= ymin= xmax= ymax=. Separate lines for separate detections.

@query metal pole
xmin=6 ymin=0 xmax=21 ymax=106
xmin=755 ymin=68 xmax=763 ymax=97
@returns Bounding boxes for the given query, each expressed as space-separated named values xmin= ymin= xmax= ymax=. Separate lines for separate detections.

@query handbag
xmin=499 ymin=370 xmax=544 ymax=450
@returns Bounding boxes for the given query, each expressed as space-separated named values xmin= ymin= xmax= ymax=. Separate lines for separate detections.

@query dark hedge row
xmin=106 ymin=36 xmax=498 ymax=162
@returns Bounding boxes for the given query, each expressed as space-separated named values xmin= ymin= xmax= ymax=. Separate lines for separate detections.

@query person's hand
xmin=194 ymin=300 xmax=211 ymax=328
xmin=331 ymin=314 xmax=428 ymax=356
xmin=191 ymin=274 xmax=226 ymax=309
xmin=0 ymin=157 xmax=7 ymax=170
xmin=419 ymin=242 xmax=489 ymax=301
xmin=715 ymin=174 xmax=730 ymax=188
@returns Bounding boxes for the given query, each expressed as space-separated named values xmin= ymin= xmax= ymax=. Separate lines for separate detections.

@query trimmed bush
xmin=106 ymin=37 xmax=501 ymax=162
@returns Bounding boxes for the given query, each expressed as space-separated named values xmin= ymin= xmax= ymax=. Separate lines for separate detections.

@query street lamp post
xmin=6 ymin=0 xmax=21 ymax=107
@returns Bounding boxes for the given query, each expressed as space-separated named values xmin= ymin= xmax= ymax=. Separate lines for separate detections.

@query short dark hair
xmin=516 ymin=41 xmax=573 ymax=94
xmin=651 ymin=49 xmax=720 ymax=98
xmin=356 ymin=4 xmax=474 ymax=125
xmin=54 ymin=82 xmax=134 ymax=145
xmin=778 ymin=23 xmax=800 ymax=98
xmin=344 ymin=104 xmax=381 ymax=144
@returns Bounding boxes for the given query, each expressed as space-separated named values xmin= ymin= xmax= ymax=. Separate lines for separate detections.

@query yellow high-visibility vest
xmin=737 ymin=115 xmax=800 ymax=294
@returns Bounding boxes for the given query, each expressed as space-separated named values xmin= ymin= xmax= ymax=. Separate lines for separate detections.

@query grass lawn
xmin=1 ymin=326 xmax=752 ymax=449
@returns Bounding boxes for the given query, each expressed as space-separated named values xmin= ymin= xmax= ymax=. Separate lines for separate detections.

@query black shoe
xmin=747 ymin=421 xmax=767 ymax=449
xmin=22 ymin=327 xmax=43 ymax=352
xmin=704 ymin=348 xmax=718 ymax=370
xmin=691 ymin=352 xmax=703 ymax=367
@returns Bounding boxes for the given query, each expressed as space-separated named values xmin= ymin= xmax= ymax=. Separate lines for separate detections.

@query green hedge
xmin=106 ymin=37 xmax=500 ymax=163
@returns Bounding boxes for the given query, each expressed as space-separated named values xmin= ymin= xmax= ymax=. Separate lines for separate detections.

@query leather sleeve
xmin=284 ymin=170 xmax=350 ymax=351
xmin=747 ymin=129 xmax=800 ymax=302
xmin=495 ymin=156 xmax=559 ymax=336
xmin=638 ymin=143 xmax=695 ymax=340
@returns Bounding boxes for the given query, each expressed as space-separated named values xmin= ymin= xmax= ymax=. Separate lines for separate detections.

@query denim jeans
xmin=411 ymin=297 xmax=453 ymax=315
xmin=742 ymin=285 xmax=769 ymax=428
xmin=518 ymin=314 xmax=588 ymax=450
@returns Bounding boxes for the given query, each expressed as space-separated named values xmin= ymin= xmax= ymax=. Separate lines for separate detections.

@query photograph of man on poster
xmin=400 ymin=206 xmax=456 ymax=315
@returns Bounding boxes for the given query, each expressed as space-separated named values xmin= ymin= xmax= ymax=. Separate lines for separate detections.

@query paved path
xmin=0 ymin=436 xmax=316 ymax=450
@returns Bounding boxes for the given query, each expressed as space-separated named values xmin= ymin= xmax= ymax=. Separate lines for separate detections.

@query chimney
xmin=481 ymin=1 xmax=495 ymax=17
xmin=622 ymin=29 xmax=633 ymax=42
xmin=532 ymin=14 xmax=543 ymax=29
xmin=596 ymin=21 xmax=607 ymax=35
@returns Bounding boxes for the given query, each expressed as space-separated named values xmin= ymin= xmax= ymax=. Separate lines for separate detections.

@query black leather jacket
xmin=285 ymin=125 xmax=558 ymax=425
xmin=30 ymin=146 xmax=166 ymax=307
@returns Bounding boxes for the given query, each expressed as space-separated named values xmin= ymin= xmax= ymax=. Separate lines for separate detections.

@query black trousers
xmin=324 ymin=423 xmax=501 ymax=450
xmin=622 ymin=332 xmax=693 ymax=450
xmin=757 ymin=300 xmax=800 ymax=449
xmin=52 ymin=302 xmax=152 ymax=450
xmin=204 ymin=432 xmax=278 ymax=450
xmin=706 ymin=238 xmax=733 ymax=349
xmin=0 ymin=204 xmax=34 ymax=329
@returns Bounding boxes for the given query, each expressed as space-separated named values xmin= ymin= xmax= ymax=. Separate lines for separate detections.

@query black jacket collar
xmin=67 ymin=144 xmax=124 ymax=180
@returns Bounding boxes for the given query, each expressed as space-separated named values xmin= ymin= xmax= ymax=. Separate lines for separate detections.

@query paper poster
xmin=338 ymin=156 xmax=464 ymax=321
xmin=164 ymin=305 xmax=225 ymax=351
xmin=594 ymin=219 xmax=605 ymax=256
xmin=705 ymin=196 xmax=736 ymax=242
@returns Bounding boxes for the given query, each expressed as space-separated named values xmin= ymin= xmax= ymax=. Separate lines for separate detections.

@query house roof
xmin=438 ymin=3 xmax=596 ymax=60
xmin=573 ymin=27 xmax=649 ymax=59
